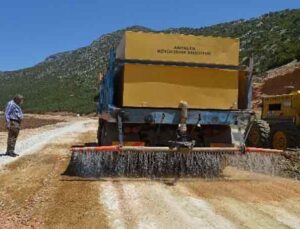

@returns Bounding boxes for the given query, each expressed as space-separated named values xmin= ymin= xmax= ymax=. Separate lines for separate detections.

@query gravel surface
xmin=98 ymin=169 xmax=300 ymax=229
xmin=0 ymin=121 xmax=299 ymax=228
xmin=0 ymin=119 xmax=95 ymax=168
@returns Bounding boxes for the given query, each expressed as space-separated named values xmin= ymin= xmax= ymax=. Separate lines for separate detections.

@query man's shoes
xmin=5 ymin=152 xmax=19 ymax=157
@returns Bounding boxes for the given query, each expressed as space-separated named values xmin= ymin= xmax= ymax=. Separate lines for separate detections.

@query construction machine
xmin=66 ymin=31 xmax=283 ymax=178
xmin=247 ymin=91 xmax=300 ymax=150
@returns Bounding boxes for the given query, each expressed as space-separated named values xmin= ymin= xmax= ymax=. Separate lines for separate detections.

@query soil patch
xmin=0 ymin=117 xmax=63 ymax=132
xmin=0 ymin=131 xmax=108 ymax=228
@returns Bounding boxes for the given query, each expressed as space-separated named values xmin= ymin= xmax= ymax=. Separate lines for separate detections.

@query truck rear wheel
xmin=98 ymin=121 xmax=143 ymax=146
xmin=97 ymin=121 xmax=118 ymax=146
xmin=245 ymin=120 xmax=270 ymax=148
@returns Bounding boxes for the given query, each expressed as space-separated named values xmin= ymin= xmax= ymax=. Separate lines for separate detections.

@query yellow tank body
xmin=262 ymin=91 xmax=300 ymax=127
xmin=116 ymin=31 xmax=240 ymax=66
xmin=122 ymin=63 xmax=239 ymax=109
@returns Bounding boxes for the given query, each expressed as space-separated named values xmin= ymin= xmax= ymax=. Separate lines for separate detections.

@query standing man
xmin=5 ymin=95 xmax=24 ymax=157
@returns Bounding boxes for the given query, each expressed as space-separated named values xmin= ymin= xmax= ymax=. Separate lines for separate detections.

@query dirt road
xmin=0 ymin=118 xmax=300 ymax=228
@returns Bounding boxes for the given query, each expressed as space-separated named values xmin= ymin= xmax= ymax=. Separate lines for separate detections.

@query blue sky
xmin=0 ymin=0 xmax=299 ymax=71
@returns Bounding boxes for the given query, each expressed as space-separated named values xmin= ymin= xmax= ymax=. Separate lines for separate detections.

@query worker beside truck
xmin=4 ymin=95 xmax=24 ymax=157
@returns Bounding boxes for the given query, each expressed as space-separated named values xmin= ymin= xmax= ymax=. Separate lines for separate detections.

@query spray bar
xmin=71 ymin=146 xmax=284 ymax=155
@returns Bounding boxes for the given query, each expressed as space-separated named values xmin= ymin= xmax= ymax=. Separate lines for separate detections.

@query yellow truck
xmin=67 ymin=32 xmax=284 ymax=178
xmin=98 ymin=31 xmax=251 ymax=147
xmin=247 ymin=91 xmax=300 ymax=149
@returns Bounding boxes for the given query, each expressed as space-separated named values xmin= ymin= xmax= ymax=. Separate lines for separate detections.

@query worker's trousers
xmin=7 ymin=121 xmax=20 ymax=153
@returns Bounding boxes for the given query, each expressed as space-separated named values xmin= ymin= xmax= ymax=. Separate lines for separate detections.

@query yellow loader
xmin=247 ymin=91 xmax=300 ymax=150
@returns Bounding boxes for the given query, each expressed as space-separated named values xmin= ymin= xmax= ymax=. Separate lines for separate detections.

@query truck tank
xmin=98 ymin=31 xmax=251 ymax=147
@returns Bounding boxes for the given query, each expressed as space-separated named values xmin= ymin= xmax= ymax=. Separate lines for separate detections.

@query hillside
xmin=0 ymin=9 xmax=299 ymax=113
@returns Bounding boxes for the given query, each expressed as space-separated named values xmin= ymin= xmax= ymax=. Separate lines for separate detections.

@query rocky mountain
xmin=0 ymin=9 xmax=299 ymax=113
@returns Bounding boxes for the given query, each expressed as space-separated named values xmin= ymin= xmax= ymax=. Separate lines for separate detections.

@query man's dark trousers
xmin=7 ymin=121 xmax=20 ymax=153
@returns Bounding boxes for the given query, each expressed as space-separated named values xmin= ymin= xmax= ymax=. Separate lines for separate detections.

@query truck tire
xmin=245 ymin=120 xmax=270 ymax=148
xmin=271 ymin=124 xmax=300 ymax=150
xmin=97 ymin=119 xmax=102 ymax=145
xmin=97 ymin=121 xmax=118 ymax=146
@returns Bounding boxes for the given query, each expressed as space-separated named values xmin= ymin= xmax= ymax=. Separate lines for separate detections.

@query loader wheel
xmin=272 ymin=131 xmax=287 ymax=150
xmin=271 ymin=124 xmax=300 ymax=150
xmin=245 ymin=120 xmax=270 ymax=148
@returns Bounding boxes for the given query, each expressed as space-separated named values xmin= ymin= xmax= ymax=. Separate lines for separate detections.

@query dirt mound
xmin=253 ymin=60 xmax=300 ymax=108
xmin=262 ymin=67 xmax=300 ymax=95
